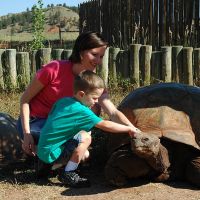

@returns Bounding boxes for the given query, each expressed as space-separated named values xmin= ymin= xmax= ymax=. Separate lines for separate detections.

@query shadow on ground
xmin=0 ymin=159 xmax=61 ymax=186
xmin=0 ymin=156 xmax=199 ymax=197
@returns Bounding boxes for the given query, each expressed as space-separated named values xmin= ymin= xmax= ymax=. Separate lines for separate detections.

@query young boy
xmin=37 ymin=70 xmax=140 ymax=188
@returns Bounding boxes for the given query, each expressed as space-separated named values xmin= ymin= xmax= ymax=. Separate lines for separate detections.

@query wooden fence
xmin=0 ymin=40 xmax=76 ymax=52
xmin=79 ymin=0 xmax=200 ymax=50
xmin=0 ymin=48 xmax=72 ymax=91
xmin=0 ymin=45 xmax=200 ymax=91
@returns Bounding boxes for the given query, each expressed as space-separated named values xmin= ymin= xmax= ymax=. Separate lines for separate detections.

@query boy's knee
xmin=80 ymin=131 xmax=92 ymax=145
xmin=82 ymin=149 xmax=90 ymax=161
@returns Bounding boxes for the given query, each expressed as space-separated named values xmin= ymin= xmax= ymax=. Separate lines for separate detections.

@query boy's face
xmin=81 ymin=88 xmax=104 ymax=107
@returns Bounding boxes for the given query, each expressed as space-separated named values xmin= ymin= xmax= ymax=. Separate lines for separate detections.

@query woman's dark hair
xmin=69 ymin=31 xmax=108 ymax=63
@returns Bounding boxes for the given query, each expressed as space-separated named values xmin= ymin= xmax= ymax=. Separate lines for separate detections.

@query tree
xmin=29 ymin=0 xmax=45 ymax=50
xmin=11 ymin=15 xmax=17 ymax=25
xmin=54 ymin=10 xmax=61 ymax=24
xmin=1 ymin=19 xmax=8 ymax=29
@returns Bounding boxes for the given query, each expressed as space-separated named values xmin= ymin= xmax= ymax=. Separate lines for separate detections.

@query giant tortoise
xmin=105 ymin=83 xmax=200 ymax=187
xmin=0 ymin=112 xmax=23 ymax=165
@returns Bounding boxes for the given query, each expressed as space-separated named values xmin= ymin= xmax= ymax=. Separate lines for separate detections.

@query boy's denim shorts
xmin=51 ymin=132 xmax=83 ymax=169
xmin=58 ymin=132 xmax=82 ymax=160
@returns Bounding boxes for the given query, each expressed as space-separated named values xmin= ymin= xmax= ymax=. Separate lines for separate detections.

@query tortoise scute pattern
xmin=119 ymin=83 xmax=200 ymax=148
xmin=105 ymin=83 xmax=200 ymax=187
xmin=0 ymin=112 xmax=23 ymax=164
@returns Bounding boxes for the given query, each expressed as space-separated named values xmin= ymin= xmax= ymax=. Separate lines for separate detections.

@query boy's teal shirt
xmin=37 ymin=97 xmax=102 ymax=163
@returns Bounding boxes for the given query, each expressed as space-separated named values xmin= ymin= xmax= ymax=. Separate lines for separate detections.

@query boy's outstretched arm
xmin=95 ymin=120 xmax=141 ymax=138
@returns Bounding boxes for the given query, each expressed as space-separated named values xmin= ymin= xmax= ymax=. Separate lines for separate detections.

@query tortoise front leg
xmin=186 ymin=155 xmax=200 ymax=187
xmin=105 ymin=148 xmax=151 ymax=187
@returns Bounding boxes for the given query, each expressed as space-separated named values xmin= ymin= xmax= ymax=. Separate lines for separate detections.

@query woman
xmin=17 ymin=31 xmax=137 ymax=157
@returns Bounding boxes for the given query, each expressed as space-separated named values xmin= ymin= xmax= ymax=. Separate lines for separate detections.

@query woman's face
xmin=80 ymin=45 xmax=107 ymax=72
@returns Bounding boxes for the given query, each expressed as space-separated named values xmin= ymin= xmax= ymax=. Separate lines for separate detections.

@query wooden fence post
xmin=4 ymin=49 xmax=17 ymax=90
xmin=16 ymin=52 xmax=30 ymax=90
xmin=61 ymin=49 xmax=72 ymax=59
xmin=37 ymin=48 xmax=52 ymax=68
xmin=0 ymin=49 xmax=5 ymax=90
xmin=109 ymin=47 xmax=120 ymax=85
xmin=161 ymin=46 xmax=172 ymax=82
xmin=182 ymin=47 xmax=193 ymax=85
xmin=193 ymin=48 xmax=200 ymax=86
xmin=123 ymin=50 xmax=130 ymax=79
xmin=30 ymin=50 xmax=37 ymax=78
xmin=130 ymin=44 xmax=141 ymax=87
xmin=151 ymin=51 xmax=162 ymax=82
xmin=52 ymin=49 xmax=64 ymax=60
xmin=115 ymin=50 xmax=123 ymax=78
xmin=172 ymin=46 xmax=183 ymax=82
xmin=118 ymin=50 xmax=130 ymax=78
xmin=140 ymin=45 xmax=152 ymax=86
xmin=98 ymin=47 xmax=109 ymax=87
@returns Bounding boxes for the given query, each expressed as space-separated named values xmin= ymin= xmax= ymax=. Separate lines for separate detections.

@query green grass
xmin=0 ymin=92 xmax=21 ymax=118
xmin=0 ymin=31 xmax=79 ymax=42
xmin=0 ymin=82 xmax=132 ymax=120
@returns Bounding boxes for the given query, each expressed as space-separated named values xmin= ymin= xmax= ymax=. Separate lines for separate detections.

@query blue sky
xmin=0 ymin=0 xmax=86 ymax=16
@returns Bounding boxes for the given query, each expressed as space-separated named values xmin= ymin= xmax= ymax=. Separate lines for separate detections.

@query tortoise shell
xmin=0 ymin=112 xmax=23 ymax=164
xmin=108 ymin=83 xmax=200 ymax=154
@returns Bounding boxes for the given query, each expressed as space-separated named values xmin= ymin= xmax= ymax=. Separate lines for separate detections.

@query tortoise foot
xmin=186 ymin=156 xmax=200 ymax=187
xmin=105 ymin=149 xmax=151 ymax=187
xmin=154 ymin=171 xmax=170 ymax=182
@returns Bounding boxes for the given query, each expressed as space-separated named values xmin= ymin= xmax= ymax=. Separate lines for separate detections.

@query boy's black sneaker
xmin=58 ymin=170 xmax=91 ymax=188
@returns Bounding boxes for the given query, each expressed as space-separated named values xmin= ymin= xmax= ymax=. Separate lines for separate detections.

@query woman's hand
xmin=22 ymin=134 xmax=36 ymax=156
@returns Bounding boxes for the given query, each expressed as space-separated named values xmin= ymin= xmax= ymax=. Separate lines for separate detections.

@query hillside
xmin=0 ymin=6 xmax=79 ymax=42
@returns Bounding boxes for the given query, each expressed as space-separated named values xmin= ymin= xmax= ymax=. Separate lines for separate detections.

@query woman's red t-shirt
xmin=30 ymin=60 xmax=74 ymax=118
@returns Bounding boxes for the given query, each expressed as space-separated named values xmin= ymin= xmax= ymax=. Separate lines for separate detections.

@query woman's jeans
xmin=16 ymin=116 xmax=47 ymax=144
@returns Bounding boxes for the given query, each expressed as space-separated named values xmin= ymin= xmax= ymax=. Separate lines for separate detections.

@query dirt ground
xmin=0 ymin=161 xmax=199 ymax=200
xmin=0 ymin=92 xmax=199 ymax=200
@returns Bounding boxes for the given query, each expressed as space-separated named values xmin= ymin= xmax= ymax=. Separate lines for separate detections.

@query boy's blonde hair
xmin=74 ymin=70 xmax=105 ymax=94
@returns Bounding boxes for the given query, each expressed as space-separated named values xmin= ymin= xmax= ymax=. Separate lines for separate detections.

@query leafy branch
xmin=29 ymin=0 xmax=45 ymax=50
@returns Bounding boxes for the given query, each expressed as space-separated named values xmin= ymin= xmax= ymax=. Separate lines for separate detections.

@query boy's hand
xmin=129 ymin=127 xmax=141 ymax=138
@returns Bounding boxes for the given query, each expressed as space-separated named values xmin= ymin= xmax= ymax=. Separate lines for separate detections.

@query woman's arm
xmin=20 ymin=76 xmax=44 ymax=156
xmin=98 ymin=92 xmax=134 ymax=127
xmin=95 ymin=120 xmax=139 ymax=137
